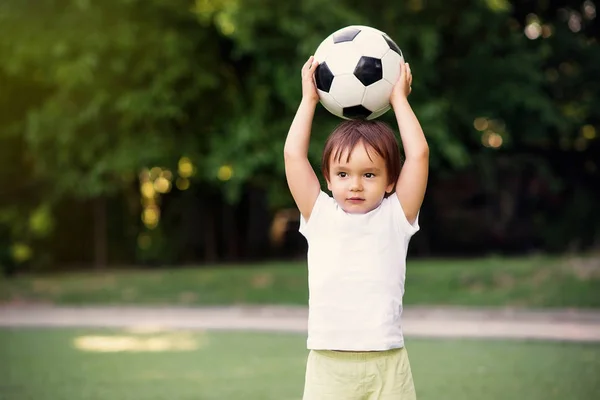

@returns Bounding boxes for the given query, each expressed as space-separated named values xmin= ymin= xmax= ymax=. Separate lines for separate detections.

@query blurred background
xmin=0 ymin=1 xmax=599 ymax=399
xmin=0 ymin=0 xmax=599 ymax=273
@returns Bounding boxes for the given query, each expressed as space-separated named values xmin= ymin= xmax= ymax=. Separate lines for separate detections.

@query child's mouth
xmin=347 ymin=197 xmax=365 ymax=203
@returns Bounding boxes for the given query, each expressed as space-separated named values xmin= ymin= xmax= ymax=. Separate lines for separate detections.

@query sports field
xmin=3 ymin=256 xmax=599 ymax=308
xmin=1 ymin=328 xmax=598 ymax=400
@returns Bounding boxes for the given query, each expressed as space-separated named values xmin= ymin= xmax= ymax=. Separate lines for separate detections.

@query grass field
xmin=2 ymin=255 xmax=599 ymax=308
xmin=0 ymin=328 xmax=599 ymax=400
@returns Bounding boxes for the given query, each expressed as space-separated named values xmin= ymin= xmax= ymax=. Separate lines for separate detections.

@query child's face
xmin=326 ymin=141 xmax=394 ymax=214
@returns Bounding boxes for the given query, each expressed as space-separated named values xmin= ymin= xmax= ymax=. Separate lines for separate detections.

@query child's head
xmin=321 ymin=120 xmax=401 ymax=214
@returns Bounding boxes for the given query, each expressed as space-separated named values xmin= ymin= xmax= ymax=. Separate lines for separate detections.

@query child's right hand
xmin=301 ymin=55 xmax=319 ymax=103
xmin=390 ymin=62 xmax=412 ymax=108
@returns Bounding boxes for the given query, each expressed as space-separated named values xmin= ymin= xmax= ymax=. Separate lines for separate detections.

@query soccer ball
xmin=313 ymin=25 xmax=404 ymax=120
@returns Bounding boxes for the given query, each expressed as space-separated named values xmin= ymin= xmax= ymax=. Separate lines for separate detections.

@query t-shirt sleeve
xmin=389 ymin=194 xmax=420 ymax=237
xmin=298 ymin=191 xmax=332 ymax=239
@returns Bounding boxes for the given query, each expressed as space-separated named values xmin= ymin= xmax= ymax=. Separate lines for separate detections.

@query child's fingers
xmin=395 ymin=62 xmax=405 ymax=84
xmin=303 ymin=57 xmax=319 ymax=79
xmin=303 ymin=56 xmax=313 ymax=70
xmin=310 ymin=59 xmax=319 ymax=72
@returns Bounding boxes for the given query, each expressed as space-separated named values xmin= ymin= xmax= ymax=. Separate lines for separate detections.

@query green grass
xmin=1 ymin=255 xmax=599 ymax=308
xmin=0 ymin=328 xmax=599 ymax=400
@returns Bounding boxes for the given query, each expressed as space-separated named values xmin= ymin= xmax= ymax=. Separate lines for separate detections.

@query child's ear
xmin=326 ymin=178 xmax=332 ymax=191
xmin=386 ymin=182 xmax=395 ymax=194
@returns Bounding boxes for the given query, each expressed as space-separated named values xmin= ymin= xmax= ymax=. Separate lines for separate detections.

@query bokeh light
xmin=154 ymin=176 xmax=171 ymax=194
xmin=582 ymin=125 xmax=596 ymax=140
xmin=217 ymin=165 xmax=233 ymax=181
xmin=176 ymin=177 xmax=190 ymax=191
xmin=178 ymin=157 xmax=194 ymax=178
xmin=485 ymin=0 xmax=510 ymax=12
xmin=474 ymin=117 xmax=489 ymax=131
xmin=142 ymin=205 xmax=160 ymax=229
xmin=482 ymin=130 xmax=503 ymax=148
xmin=10 ymin=243 xmax=32 ymax=263
xmin=141 ymin=181 xmax=155 ymax=198
xmin=524 ymin=14 xmax=542 ymax=39
xmin=584 ymin=1 xmax=596 ymax=20
xmin=149 ymin=167 xmax=162 ymax=181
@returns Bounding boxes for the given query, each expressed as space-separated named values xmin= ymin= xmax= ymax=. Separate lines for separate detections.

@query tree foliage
xmin=0 ymin=0 xmax=598 ymax=268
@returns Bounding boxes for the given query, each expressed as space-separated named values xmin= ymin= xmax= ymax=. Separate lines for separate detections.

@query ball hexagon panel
xmin=315 ymin=62 xmax=335 ymax=92
xmin=352 ymin=30 xmax=390 ymax=59
xmin=367 ymin=106 xmax=391 ymax=120
xmin=343 ymin=105 xmax=372 ymax=120
xmin=325 ymin=41 xmax=363 ymax=76
xmin=354 ymin=56 xmax=383 ymax=86
xmin=383 ymin=34 xmax=403 ymax=56
xmin=317 ymin=89 xmax=343 ymax=117
xmin=332 ymin=26 xmax=361 ymax=43
xmin=347 ymin=25 xmax=384 ymax=34
xmin=329 ymin=74 xmax=366 ymax=108
xmin=381 ymin=49 xmax=404 ymax=85
xmin=362 ymin=79 xmax=393 ymax=113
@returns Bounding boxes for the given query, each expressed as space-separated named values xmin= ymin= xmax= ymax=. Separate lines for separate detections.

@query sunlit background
xmin=0 ymin=0 xmax=599 ymax=269
xmin=0 ymin=0 xmax=599 ymax=399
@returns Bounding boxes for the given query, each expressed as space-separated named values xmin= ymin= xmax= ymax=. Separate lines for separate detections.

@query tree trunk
xmin=245 ymin=187 xmax=270 ymax=260
xmin=204 ymin=204 xmax=218 ymax=263
xmin=93 ymin=196 xmax=107 ymax=269
xmin=222 ymin=201 xmax=239 ymax=261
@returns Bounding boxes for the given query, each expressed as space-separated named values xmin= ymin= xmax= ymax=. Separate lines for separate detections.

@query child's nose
xmin=350 ymin=177 xmax=363 ymax=191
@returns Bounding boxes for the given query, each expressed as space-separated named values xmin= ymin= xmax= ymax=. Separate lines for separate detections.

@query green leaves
xmin=0 ymin=0 xmax=598 ymax=262
xmin=1 ymin=0 xmax=225 ymax=197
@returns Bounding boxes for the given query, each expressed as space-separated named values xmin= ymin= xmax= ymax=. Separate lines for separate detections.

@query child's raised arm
xmin=390 ymin=62 xmax=429 ymax=225
xmin=284 ymin=56 xmax=321 ymax=221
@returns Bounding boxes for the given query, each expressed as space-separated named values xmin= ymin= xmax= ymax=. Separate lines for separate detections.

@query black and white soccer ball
xmin=314 ymin=25 xmax=404 ymax=120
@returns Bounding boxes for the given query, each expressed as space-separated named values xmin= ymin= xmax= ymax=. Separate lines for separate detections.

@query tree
xmin=1 ymin=0 xmax=598 ymax=269
xmin=0 ymin=0 xmax=239 ymax=267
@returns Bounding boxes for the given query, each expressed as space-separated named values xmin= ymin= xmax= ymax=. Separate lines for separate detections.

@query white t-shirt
xmin=299 ymin=191 xmax=419 ymax=351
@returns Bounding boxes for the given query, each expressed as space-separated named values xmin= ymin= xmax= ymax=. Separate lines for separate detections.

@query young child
xmin=283 ymin=55 xmax=429 ymax=400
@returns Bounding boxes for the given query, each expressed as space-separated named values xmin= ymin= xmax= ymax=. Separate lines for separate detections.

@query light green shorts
xmin=302 ymin=347 xmax=417 ymax=400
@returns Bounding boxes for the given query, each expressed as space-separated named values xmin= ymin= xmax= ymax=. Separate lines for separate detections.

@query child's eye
xmin=364 ymin=173 xmax=375 ymax=178
xmin=337 ymin=172 xmax=347 ymax=178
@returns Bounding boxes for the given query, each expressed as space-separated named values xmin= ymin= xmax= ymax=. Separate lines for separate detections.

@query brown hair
xmin=321 ymin=120 xmax=402 ymax=195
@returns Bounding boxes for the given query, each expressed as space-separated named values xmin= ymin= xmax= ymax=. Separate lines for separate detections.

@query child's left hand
xmin=390 ymin=61 xmax=412 ymax=106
